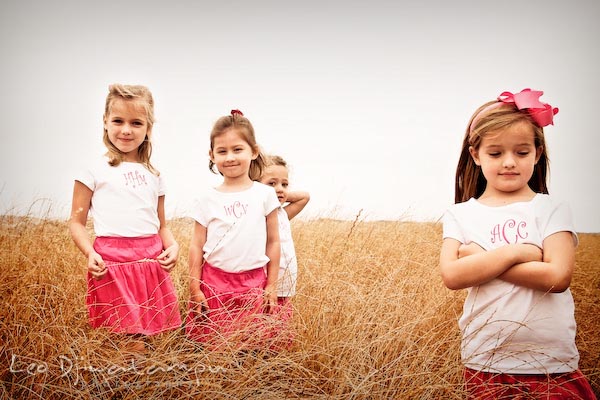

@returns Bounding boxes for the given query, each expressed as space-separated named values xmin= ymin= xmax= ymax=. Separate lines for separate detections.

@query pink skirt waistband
xmin=201 ymin=262 xmax=267 ymax=294
xmin=93 ymin=234 xmax=162 ymax=263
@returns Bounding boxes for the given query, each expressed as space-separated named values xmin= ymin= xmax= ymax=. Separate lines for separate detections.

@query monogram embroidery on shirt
xmin=123 ymin=170 xmax=148 ymax=188
xmin=224 ymin=201 xmax=248 ymax=219
xmin=490 ymin=219 xmax=529 ymax=244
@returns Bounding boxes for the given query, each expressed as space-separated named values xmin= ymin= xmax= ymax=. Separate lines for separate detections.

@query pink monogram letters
xmin=490 ymin=219 xmax=528 ymax=244
xmin=123 ymin=171 xmax=147 ymax=188
xmin=224 ymin=201 xmax=248 ymax=219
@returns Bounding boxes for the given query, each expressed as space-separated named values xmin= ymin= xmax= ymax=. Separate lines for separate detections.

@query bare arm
xmin=156 ymin=195 xmax=179 ymax=271
xmin=189 ymin=221 xmax=208 ymax=313
xmin=284 ymin=190 xmax=310 ymax=220
xmin=498 ymin=232 xmax=575 ymax=292
xmin=68 ymin=181 xmax=106 ymax=279
xmin=439 ymin=238 xmax=542 ymax=290
xmin=264 ymin=209 xmax=281 ymax=311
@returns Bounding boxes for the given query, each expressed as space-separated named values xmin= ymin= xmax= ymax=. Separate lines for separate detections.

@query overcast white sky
xmin=1 ymin=0 xmax=599 ymax=232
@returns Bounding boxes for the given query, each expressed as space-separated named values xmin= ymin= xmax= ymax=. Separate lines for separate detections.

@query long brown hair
xmin=455 ymin=102 xmax=549 ymax=203
xmin=208 ymin=110 xmax=267 ymax=181
xmin=102 ymin=84 xmax=158 ymax=175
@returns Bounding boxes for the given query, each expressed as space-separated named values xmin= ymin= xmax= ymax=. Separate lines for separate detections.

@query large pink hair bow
xmin=497 ymin=88 xmax=558 ymax=127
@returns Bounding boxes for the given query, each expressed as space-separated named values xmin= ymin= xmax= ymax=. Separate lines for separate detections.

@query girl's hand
xmin=157 ymin=243 xmax=179 ymax=271
xmin=190 ymin=290 xmax=209 ymax=318
xmin=88 ymin=251 xmax=107 ymax=279
xmin=517 ymin=243 xmax=543 ymax=263
xmin=458 ymin=242 xmax=485 ymax=258
xmin=263 ymin=284 xmax=277 ymax=313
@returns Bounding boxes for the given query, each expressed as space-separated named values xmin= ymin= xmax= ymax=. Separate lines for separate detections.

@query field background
xmin=1 ymin=214 xmax=598 ymax=399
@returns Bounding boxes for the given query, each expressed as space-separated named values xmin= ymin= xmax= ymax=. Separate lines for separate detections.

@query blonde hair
xmin=208 ymin=111 xmax=266 ymax=181
xmin=455 ymin=102 xmax=549 ymax=203
xmin=102 ymin=84 xmax=158 ymax=175
xmin=265 ymin=154 xmax=287 ymax=168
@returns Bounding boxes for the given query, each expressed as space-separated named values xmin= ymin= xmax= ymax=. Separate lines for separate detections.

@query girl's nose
xmin=502 ymin=155 xmax=516 ymax=168
xmin=121 ymin=123 xmax=132 ymax=135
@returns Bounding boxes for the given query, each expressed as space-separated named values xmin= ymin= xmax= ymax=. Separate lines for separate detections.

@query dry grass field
xmin=0 ymin=214 xmax=598 ymax=399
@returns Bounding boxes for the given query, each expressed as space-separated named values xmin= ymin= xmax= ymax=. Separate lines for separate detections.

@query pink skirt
xmin=87 ymin=235 xmax=182 ymax=335
xmin=185 ymin=262 xmax=267 ymax=349
xmin=464 ymin=367 xmax=597 ymax=399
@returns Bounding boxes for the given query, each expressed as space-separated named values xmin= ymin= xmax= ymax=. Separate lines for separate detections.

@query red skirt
xmin=185 ymin=262 xmax=268 ymax=350
xmin=87 ymin=235 xmax=182 ymax=335
xmin=464 ymin=367 xmax=597 ymax=399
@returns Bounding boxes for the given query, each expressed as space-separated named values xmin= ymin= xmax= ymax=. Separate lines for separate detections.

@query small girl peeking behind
xmin=186 ymin=110 xmax=280 ymax=350
xmin=439 ymin=89 xmax=596 ymax=399
xmin=69 ymin=84 xmax=181 ymax=354
xmin=259 ymin=155 xmax=310 ymax=348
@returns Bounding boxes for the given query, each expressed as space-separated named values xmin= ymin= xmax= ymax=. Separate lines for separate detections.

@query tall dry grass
xmin=0 ymin=213 xmax=598 ymax=399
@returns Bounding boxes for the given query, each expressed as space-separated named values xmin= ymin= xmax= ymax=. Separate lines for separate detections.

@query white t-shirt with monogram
xmin=76 ymin=156 xmax=164 ymax=237
xmin=191 ymin=182 xmax=280 ymax=273
xmin=443 ymin=194 xmax=580 ymax=374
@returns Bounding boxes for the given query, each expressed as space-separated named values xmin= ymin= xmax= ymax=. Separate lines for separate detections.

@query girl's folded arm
xmin=498 ymin=231 xmax=575 ymax=292
xmin=439 ymin=238 xmax=539 ymax=290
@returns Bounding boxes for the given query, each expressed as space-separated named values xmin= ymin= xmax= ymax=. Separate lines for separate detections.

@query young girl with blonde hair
xmin=69 ymin=84 xmax=181 ymax=353
xmin=439 ymin=88 xmax=596 ymax=399
xmin=186 ymin=110 xmax=280 ymax=349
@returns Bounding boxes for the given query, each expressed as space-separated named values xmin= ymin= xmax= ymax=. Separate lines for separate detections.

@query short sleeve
xmin=158 ymin=173 xmax=166 ymax=196
xmin=190 ymin=196 xmax=208 ymax=227
xmin=74 ymin=166 xmax=96 ymax=191
xmin=442 ymin=208 xmax=465 ymax=244
xmin=264 ymin=186 xmax=280 ymax=216
xmin=542 ymin=200 xmax=578 ymax=246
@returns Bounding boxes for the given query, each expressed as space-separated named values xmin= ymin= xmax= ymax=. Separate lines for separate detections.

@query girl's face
xmin=104 ymin=99 xmax=150 ymax=162
xmin=210 ymin=128 xmax=258 ymax=182
xmin=469 ymin=121 xmax=542 ymax=200
xmin=260 ymin=165 xmax=289 ymax=204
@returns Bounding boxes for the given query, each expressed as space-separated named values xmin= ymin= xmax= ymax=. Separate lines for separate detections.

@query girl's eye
xmin=282 ymin=183 xmax=289 ymax=188
xmin=112 ymin=119 xmax=123 ymax=124
xmin=488 ymin=152 xmax=501 ymax=157
xmin=517 ymin=151 xmax=530 ymax=156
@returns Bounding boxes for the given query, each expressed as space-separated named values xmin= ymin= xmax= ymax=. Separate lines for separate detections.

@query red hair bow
xmin=498 ymin=88 xmax=558 ymax=127
xmin=231 ymin=109 xmax=244 ymax=116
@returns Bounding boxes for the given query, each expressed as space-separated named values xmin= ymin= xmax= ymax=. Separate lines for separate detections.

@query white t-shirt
xmin=191 ymin=182 xmax=280 ymax=273
xmin=75 ymin=156 xmax=164 ymax=237
xmin=443 ymin=194 xmax=580 ymax=374
xmin=277 ymin=207 xmax=298 ymax=297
